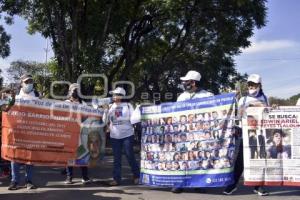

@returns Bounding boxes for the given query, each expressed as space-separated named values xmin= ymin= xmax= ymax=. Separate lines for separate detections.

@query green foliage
xmin=1 ymin=0 xmax=267 ymax=102
xmin=269 ymin=93 xmax=300 ymax=106
xmin=0 ymin=24 xmax=11 ymax=58
xmin=7 ymin=59 xmax=52 ymax=97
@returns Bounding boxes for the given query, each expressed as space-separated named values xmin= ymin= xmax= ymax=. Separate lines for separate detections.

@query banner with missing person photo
xmin=1 ymin=98 xmax=105 ymax=167
xmin=243 ymin=106 xmax=300 ymax=186
xmin=139 ymin=93 xmax=236 ymax=187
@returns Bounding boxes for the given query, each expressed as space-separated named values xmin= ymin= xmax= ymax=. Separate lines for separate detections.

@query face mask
xmin=23 ymin=84 xmax=33 ymax=94
xmin=71 ymin=90 xmax=79 ymax=99
xmin=183 ymin=82 xmax=192 ymax=91
xmin=248 ymin=88 xmax=259 ymax=96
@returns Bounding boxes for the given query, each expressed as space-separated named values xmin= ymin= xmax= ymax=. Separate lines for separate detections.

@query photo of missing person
xmin=266 ymin=129 xmax=291 ymax=159
xmin=248 ymin=130 xmax=258 ymax=159
xmin=78 ymin=117 xmax=105 ymax=167
xmin=247 ymin=115 xmax=259 ymax=129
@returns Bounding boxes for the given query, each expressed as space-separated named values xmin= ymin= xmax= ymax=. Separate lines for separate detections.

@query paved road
xmin=1 ymin=156 xmax=300 ymax=200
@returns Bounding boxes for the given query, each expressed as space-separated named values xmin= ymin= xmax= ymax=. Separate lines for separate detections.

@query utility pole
xmin=43 ymin=38 xmax=50 ymax=96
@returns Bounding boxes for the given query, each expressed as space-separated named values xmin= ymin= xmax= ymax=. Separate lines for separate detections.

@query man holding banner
xmin=223 ymin=74 xmax=269 ymax=196
xmin=8 ymin=74 xmax=38 ymax=190
xmin=139 ymin=70 xmax=236 ymax=192
xmin=171 ymin=70 xmax=214 ymax=193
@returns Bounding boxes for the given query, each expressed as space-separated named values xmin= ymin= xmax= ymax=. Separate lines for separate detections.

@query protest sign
xmin=1 ymin=98 xmax=105 ymax=166
xmin=243 ymin=106 xmax=300 ymax=186
xmin=140 ymin=93 xmax=236 ymax=187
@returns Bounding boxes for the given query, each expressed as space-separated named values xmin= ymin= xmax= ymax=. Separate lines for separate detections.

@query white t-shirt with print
xmin=108 ymin=102 xmax=135 ymax=139
xmin=238 ymin=95 xmax=268 ymax=110
xmin=16 ymin=90 xmax=39 ymax=100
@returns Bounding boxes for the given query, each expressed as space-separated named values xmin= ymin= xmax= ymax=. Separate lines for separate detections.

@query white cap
xmin=247 ymin=74 xmax=261 ymax=84
xmin=180 ymin=70 xmax=201 ymax=81
xmin=20 ymin=74 xmax=33 ymax=82
xmin=109 ymin=87 xmax=126 ymax=96
xmin=69 ymin=83 xmax=80 ymax=91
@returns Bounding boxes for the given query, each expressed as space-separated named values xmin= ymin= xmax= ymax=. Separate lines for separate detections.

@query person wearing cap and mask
xmin=8 ymin=74 xmax=39 ymax=190
xmin=223 ymin=74 xmax=269 ymax=196
xmin=16 ymin=74 xmax=40 ymax=99
xmin=171 ymin=70 xmax=213 ymax=194
xmin=106 ymin=87 xmax=140 ymax=186
xmin=64 ymin=83 xmax=91 ymax=185
xmin=177 ymin=70 xmax=213 ymax=102
xmin=237 ymin=74 xmax=268 ymax=117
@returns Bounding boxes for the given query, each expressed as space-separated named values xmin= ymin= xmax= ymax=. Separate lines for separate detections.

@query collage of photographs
xmin=140 ymin=109 xmax=237 ymax=172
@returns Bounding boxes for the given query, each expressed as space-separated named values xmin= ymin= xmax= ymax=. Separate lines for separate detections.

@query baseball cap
xmin=20 ymin=74 xmax=33 ymax=82
xmin=69 ymin=83 xmax=80 ymax=91
xmin=247 ymin=74 xmax=261 ymax=84
xmin=109 ymin=87 xmax=126 ymax=96
xmin=180 ymin=70 xmax=201 ymax=81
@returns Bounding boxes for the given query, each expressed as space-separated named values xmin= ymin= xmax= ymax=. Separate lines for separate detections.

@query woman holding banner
xmin=223 ymin=74 xmax=269 ymax=196
xmin=107 ymin=87 xmax=140 ymax=186
xmin=64 ymin=83 xmax=91 ymax=185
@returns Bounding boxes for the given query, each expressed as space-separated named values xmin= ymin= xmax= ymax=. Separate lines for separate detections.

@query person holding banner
xmin=223 ymin=74 xmax=269 ymax=196
xmin=177 ymin=70 xmax=213 ymax=102
xmin=107 ymin=87 xmax=140 ymax=186
xmin=172 ymin=70 xmax=214 ymax=193
xmin=8 ymin=74 xmax=38 ymax=190
xmin=64 ymin=83 xmax=91 ymax=185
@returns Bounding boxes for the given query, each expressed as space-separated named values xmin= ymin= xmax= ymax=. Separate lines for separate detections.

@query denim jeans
xmin=11 ymin=162 xmax=33 ymax=183
xmin=66 ymin=166 xmax=88 ymax=179
xmin=111 ymin=135 xmax=140 ymax=183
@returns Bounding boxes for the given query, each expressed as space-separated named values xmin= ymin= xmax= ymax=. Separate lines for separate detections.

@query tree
xmin=269 ymin=93 xmax=300 ymax=106
xmin=7 ymin=59 xmax=52 ymax=96
xmin=1 ymin=0 xmax=267 ymax=102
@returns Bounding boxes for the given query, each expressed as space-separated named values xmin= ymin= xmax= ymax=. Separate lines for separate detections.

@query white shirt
xmin=237 ymin=94 xmax=268 ymax=119
xmin=296 ymin=98 xmax=300 ymax=106
xmin=177 ymin=89 xmax=213 ymax=102
xmin=238 ymin=95 xmax=268 ymax=110
xmin=107 ymin=102 xmax=135 ymax=139
xmin=16 ymin=90 xmax=39 ymax=100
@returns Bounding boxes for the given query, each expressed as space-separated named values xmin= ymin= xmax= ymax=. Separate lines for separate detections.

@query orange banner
xmin=1 ymin=99 xmax=103 ymax=166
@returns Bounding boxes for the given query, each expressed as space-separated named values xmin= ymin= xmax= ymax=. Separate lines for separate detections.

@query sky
xmin=235 ymin=0 xmax=300 ymax=98
xmin=0 ymin=0 xmax=299 ymax=98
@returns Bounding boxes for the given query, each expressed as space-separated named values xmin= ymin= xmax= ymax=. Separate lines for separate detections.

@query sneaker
xmin=108 ymin=180 xmax=120 ymax=186
xmin=223 ymin=185 xmax=237 ymax=195
xmin=253 ymin=187 xmax=269 ymax=196
xmin=26 ymin=181 xmax=37 ymax=190
xmin=8 ymin=181 xmax=18 ymax=190
xmin=81 ymin=178 xmax=91 ymax=185
xmin=64 ymin=176 xmax=73 ymax=185
xmin=171 ymin=187 xmax=183 ymax=193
